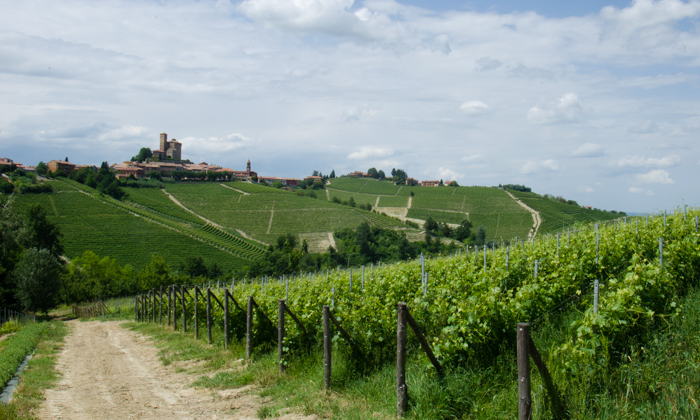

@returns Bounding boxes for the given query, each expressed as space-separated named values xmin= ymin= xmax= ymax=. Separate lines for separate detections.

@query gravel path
xmin=37 ymin=320 xmax=313 ymax=420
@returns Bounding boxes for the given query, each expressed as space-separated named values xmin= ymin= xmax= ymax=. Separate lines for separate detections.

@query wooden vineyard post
xmin=397 ymin=302 xmax=408 ymax=417
xmin=167 ymin=286 xmax=171 ymax=326
xmin=246 ymin=296 xmax=253 ymax=359
xmin=194 ymin=286 xmax=200 ymax=340
xmin=517 ymin=323 xmax=531 ymax=420
xmin=172 ymin=287 xmax=177 ymax=331
xmin=181 ymin=285 xmax=187 ymax=333
xmin=224 ymin=289 xmax=229 ymax=350
xmin=152 ymin=289 xmax=156 ymax=323
xmin=278 ymin=300 xmax=285 ymax=374
xmin=159 ymin=286 xmax=163 ymax=324
xmin=134 ymin=296 xmax=139 ymax=321
xmin=207 ymin=288 xmax=212 ymax=345
xmin=323 ymin=305 xmax=331 ymax=390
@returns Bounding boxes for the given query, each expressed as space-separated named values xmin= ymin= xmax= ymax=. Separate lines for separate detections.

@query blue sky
xmin=1 ymin=0 xmax=699 ymax=213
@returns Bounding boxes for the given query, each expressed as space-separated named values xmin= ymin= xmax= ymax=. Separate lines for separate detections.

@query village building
xmin=304 ymin=175 xmax=323 ymax=182
xmin=405 ymin=177 xmax=418 ymax=186
xmin=348 ymin=171 xmax=370 ymax=178
xmin=48 ymin=160 xmax=76 ymax=175
xmin=421 ymin=180 xmax=440 ymax=187
xmin=152 ymin=133 xmax=182 ymax=161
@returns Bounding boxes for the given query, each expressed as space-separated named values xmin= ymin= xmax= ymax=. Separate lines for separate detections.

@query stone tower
xmin=247 ymin=160 xmax=251 ymax=174
xmin=160 ymin=133 xmax=168 ymax=152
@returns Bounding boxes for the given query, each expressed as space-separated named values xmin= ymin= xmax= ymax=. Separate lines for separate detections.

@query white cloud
xmin=577 ymin=186 xmax=595 ymax=193
xmin=184 ymin=133 xmax=258 ymax=153
xmin=617 ymin=155 xmax=680 ymax=168
xmin=527 ymin=93 xmax=582 ymax=125
xmin=459 ymin=100 xmax=490 ymax=116
xmin=572 ymin=142 xmax=604 ymax=157
xmin=437 ymin=167 xmax=463 ymax=181
xmin=344 ymin=104 xmax=381 ymax=122
xmin=348 ymin=146 xmax=393 ymax=160
xmin=521 ymin=159 xmax=561 ymax=174
xmin=97 ymin=126 xmax=150 ymax=143
xmin=636 ymin=169 xmax=674 ymax=184
xmin=630 ymin=187 xmax=655 ymax=196
xmin=628 ymin=120 xmax=659 ymax=134
xmin=461 ymin=154 xmax=485 ymax=163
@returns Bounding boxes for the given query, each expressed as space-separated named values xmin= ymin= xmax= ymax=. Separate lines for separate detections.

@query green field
xmin=507 ymin=189 xmax=620 ymax=234
xmin=11 ymin=187 xmax=251 ymax=271
xmin=165 ymin=182 xmax=414 ymax=245
xmin=327 ymin=179 xmax=533 ymax=241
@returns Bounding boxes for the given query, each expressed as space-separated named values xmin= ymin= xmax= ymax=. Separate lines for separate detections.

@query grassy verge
xmin=0 ymin=321 xmax=69 ymax=419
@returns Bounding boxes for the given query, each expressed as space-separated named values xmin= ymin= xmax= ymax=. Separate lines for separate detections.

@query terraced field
xmin=326 ymin=178 xmax=533 ymax=241
xmin=164 ymin=182 xmax=416 ymax=246
xmin=507 ymin=189 xmax=620 ymax=233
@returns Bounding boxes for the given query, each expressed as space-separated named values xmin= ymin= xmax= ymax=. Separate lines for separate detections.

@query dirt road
xmin=37 ymin=320 xmax=310 ymax=420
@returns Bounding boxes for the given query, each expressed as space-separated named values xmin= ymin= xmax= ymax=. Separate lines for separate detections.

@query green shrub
xmin=0 ymin=323 xmax=46 ymax=388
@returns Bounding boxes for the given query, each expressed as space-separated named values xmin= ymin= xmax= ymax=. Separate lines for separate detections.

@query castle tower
xmin=160 ymin=133 xmax=168 ymax=154
xmin=247 ymin=159 xmax=251 ymax=174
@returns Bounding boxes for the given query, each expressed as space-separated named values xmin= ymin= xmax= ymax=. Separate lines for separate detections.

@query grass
xmin=377 ymin=196 xmax=409 ymax=207
xmin=0 ymin=321 xmax=69 ymax=420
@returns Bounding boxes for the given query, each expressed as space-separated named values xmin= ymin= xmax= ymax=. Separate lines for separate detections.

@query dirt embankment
xmin=37 ymin=320 xmax=313 ymax=420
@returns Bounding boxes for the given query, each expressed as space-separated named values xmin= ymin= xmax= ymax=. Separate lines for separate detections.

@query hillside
xmin=8 ymin=177 xmax=624 ymax=271
xmin=506 ymin=188 xmax=620 ymax=233
xmin=327 ymin=178 xmax=535 ymax=241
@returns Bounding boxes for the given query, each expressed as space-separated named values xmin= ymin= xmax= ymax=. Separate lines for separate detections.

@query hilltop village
xmin=1 ymin=132 xmax=451 ymax=187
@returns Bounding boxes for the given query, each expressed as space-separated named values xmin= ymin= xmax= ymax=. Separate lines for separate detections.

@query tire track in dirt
xmin=37 ymin=320 xmax=314 ymax=420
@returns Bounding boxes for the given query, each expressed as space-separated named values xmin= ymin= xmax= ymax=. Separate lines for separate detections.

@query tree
xmin=14 ymin=248 xmax=62 ymax=314
xmin=367 ymin=167 xmax=379 ymax=179
xmin=424 ymin=217 xmax=438 ymax=233
xmin=439 ymin=179 xmax=444 ymax=186
xmin=180 ymin=256 xmax=208 ymax=278
xmin=377 ymin=170 xmax=385 ymax=180
xmin=272 ymin=180 xmax=283 ymax=189
xmin=251 ymin=175 xmax=258 ymax=183
xmin=453 ymin=219 xmax=473 ymax=242
xmin=65 ymin=157 xmax=69 ymax=162
xmin=35 ymin=161 xmax=48 ymax=176
xmin=148 ymin=171 xmax=162 ymax=181
xmin=410 ymin=191 xmax=414 ymax=197
xmin=131 ymin=147 xmax=153 ymax=163
xmin=329 ymin=170 xmax=336 ymax=179
xmin=474 ymin=226 xmax=486 ymax=245
xmin=449 ymin=181 xmax=459 ymax=187
xmin=312 ymin=170 xmax=319 ymax=177
xmin=23 ymin=204 xmax=63 ymax=256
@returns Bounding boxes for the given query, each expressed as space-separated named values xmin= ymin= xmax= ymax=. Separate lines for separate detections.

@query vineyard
xmin=127 ymin=208 xmax=700 ymax=418
xmin=507 ymin=188 xmax=619 ymax=233
xmin=165 ymin=182 xmax=412 ymax=245
xmin=10 ymin=180 xmax=266 ymax=270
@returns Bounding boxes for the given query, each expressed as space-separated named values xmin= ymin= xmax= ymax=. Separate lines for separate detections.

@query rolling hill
xmin=8 ymin=177 xmax=621 ymax=270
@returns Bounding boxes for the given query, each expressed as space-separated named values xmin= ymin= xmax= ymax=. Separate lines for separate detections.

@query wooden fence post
xmin=135 ymin=296 xmax=139 ymax=321
xmin=152 ymin=289 xmax=156 ymax=322
xmin=224 ymin=289 xmax=229 ymax=350
xmin=517 ymin=323 xmax=531 ymax=420
xmin=279 ymin=300 xmax=285 ymax=374
xmin=194 ymin=286 xmax=199 ymax=339
xmin=181 ymin=285 xmax=187 ymax=333
xmin=246 ymin=296 xmax=253 ymax=359
xmin=397 ymin=302 xmax=408 ymax=418
xmin=172 ymin=287 xmax=177 ymax=330
xmin=159 ymin=286 xmax=163 ymax=324
xmin=207 ymin=288 xmax=212 ymax=345
xmin=167 ymin=286 xmax=171 ymax=326
xmin=323 ymin=305 xmax=331 ymax=390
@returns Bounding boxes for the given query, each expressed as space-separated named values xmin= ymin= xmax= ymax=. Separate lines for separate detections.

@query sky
xmin=1 ymin=0 xmax=699 ymax=213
